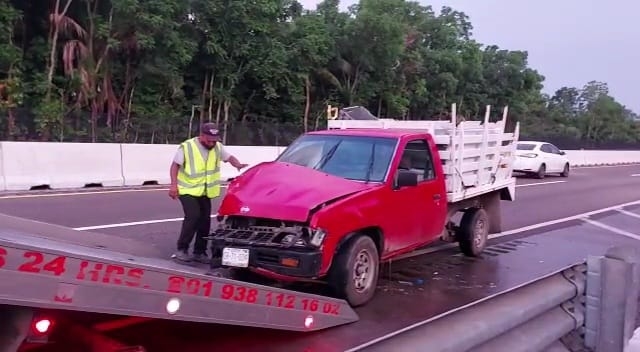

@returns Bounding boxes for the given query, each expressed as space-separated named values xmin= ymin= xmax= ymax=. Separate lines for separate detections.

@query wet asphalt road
xmin=0 ymin=164 xmax=638 ymax=258
xmin=2 ymin=164 xmax=640 ymax=351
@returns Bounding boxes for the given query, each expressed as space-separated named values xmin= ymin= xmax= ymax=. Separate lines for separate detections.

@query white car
xmin=513 ymin=141 xmax=570 ymax=179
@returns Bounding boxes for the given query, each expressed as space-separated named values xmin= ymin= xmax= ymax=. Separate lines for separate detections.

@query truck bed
xmin=328 ymin=104 xmax=520 ymax=203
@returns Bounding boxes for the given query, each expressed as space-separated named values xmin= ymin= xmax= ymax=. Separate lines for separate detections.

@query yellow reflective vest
xmin=176 ymin=137 xmax=222 ymax=198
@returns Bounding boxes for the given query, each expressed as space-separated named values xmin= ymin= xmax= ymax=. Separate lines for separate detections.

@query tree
xmin=0 ymin=0 xmax=636 ymax=148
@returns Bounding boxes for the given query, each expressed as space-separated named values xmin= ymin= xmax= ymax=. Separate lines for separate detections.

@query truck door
xmin=393 ymin=138 xmax=447 ymax=249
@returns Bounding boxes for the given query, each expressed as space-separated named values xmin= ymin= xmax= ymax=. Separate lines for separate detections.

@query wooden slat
xmin=439 ymin=145 xmax=515 ymax=160
xmin=326 ymin=106 xmax=519 ymax=202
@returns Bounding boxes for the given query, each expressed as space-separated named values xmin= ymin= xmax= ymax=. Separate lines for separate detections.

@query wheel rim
xmin=352 ymin=249 xmax=374 ymax=293
xmin=473 ymin=218 xmax=486 ymax=249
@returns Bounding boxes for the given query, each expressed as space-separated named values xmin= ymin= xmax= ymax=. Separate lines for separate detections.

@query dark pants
xmin=176 ymin=195 xmax=212 ymax=255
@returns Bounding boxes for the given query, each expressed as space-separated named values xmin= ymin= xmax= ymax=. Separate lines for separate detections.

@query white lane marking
xmin=617 ymin=209 xmax=640 ymax=219
xmin=515 ymin=180 xmax=566 ymax=188
xmin=580 ymin=218 xmax=640 ymax=241
xmin=0 ymin=180 xmax=554 ymax=200
xmin=73 ymin=181 xmax=561 ymax=230
xmin=72 ymin=182 xmax=628 ymax=232
xmin=73 ymin=214 xmax=220 ymax=231
xmin=0 ymin=185 xmax=228 ymax=200
xmin=0 ymin=164 xmax=636 ymax=200
xmin=6 ymin=166 xmax=628 ymax=200
xmin=394 ymin=199 xmax=640 ymax=260
xmin=576 ymin=163 xmax=640 ymax=169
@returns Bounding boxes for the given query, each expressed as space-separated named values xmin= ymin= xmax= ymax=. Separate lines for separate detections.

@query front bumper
xmin=210 ymin=237 xmax=322 ymax=278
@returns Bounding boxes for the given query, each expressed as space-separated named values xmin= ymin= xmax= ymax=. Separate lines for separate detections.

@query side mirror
xmin=396 ymin=170 xmax=418 ymax=188
xmin=559 ymin=151 xmax=566 ymax=155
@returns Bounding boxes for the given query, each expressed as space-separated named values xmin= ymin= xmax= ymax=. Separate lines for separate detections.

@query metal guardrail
xmin=354 ymin=246 xmax=640 ymax=352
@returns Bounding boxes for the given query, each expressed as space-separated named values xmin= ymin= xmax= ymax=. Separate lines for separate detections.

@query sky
xmin=298 ymin=0 xmax=639 ymax=113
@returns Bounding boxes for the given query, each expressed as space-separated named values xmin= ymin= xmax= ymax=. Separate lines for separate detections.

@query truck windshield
xmin=276 ymin=134 xmax=397 ymax=182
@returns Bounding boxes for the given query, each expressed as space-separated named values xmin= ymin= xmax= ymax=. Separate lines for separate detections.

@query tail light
xmin=33 ymin=319 xmax=52 ymax=334
xmin=519 ymin=153 xmax=538 ymax=158
xmin=27 ymin=317 xmax=53 ymax=343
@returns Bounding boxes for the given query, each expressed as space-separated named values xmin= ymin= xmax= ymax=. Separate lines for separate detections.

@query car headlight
xmin=281 ymin=234 xmax=307 ymax=247
xmin=519 ymin=153 xmax=538 ymax=158
xmin=309 ymin=228 xmax=327 ymax=247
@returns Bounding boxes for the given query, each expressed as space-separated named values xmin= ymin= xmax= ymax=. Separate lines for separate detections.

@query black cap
xmin=200 ymin=122 xmax=220 ymax=137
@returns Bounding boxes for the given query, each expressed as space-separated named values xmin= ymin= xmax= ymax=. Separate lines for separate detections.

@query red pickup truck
xmin=211 ymin=105 xmax=519 ymax=306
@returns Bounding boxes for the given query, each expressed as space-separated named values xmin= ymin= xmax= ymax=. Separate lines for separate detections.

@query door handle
xmin=433 ymin=194 xmax=441 ymax=200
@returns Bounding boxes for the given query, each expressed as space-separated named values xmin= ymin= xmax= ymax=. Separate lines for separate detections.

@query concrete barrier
xmin=565 ymin=150 xmax=640 ymax=166
xmin=221 ymin=146 xmax=283 ymax=180
xmin=1 ymin=141 xmax=124 ymax=191
xmin=120 ymin=143 xmax=177 ymax=186
xmin=0 ymin=141 xmax=637 ymax=191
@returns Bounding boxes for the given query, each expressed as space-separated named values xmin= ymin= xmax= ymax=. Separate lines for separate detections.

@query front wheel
xmin=328 ymin=235 xmax=379 ymax=307
xmin=457 ymin=208 xmax=489 ymax=257
xmin=535 ymin=164 xmax=546 ymax=179
xmin=561 ymin=163 xmax=570 ymax=177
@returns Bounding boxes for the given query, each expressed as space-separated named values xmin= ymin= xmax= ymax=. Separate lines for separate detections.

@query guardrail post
xmin=0 ymin=304 xmax=33 ymax=352
xmin=586 ymin=246 xmax=640 ymax=352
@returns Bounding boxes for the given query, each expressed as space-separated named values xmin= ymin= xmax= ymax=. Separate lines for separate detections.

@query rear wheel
xmin=457 ymin=208 xmax=489 ymax=257
xmin=328 ymin=235 xmax=379 ymax=307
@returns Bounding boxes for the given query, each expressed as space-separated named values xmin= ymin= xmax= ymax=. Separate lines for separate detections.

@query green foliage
xmin=0 ymin=0 xmax=637 ymax=148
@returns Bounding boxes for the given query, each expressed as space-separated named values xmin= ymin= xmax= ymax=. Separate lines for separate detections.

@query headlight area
xmin=279 ymin=227 xmax=326 ymax=248
xmin=309 ymin=228 xmax=327 ymax=247
xmin=210 ymin=218 xmax=327 ymax=277
xmin=211 ymin=216 xmax=326 ymax=250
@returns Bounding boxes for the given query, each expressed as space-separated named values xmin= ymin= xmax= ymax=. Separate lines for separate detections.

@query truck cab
xmin=211 ymin=104 xmax=518 ymax=307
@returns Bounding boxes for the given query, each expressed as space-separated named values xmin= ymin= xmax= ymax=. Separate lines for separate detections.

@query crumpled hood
xmin=218 ymin=161 xmax=372 ymax=222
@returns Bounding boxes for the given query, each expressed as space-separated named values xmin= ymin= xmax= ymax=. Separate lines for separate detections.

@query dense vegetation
xmin=0 ymin=0 xmax=638 ymax=148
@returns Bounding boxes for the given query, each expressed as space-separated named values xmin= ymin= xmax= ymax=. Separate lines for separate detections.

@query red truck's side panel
xmin=287 ymin=134 xmax=447 ymax=276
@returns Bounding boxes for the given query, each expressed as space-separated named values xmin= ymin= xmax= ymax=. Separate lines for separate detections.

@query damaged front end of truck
xmin=208 ymin=160 xmax=372 ymax=281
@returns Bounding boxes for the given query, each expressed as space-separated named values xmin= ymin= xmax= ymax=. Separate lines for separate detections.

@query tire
xmin=457 ymin=208 xmax=489 ymax=257
xmin=561 ymin=163 xmax=570 ymax=177
xmin=328 ymin=235 xmax=379 ymax=307
xmin=535 ymin=164 xmax=546 ymax=179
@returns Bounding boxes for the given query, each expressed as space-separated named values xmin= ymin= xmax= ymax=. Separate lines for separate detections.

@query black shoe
xmin=191 ymin=253 xmax=210 ymax=264
xmin=171 ymin=250 xmax=191 ymax=262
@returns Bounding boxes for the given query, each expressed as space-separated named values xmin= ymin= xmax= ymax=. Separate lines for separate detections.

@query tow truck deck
xmin=3 ymin=209 xmax=640 ymax=351
xmin=0 ymin=213 xmax=357 ymax=333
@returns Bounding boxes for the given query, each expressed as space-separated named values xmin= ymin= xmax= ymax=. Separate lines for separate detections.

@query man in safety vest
xmin=169 ymin=123 xmax=248 ymax=263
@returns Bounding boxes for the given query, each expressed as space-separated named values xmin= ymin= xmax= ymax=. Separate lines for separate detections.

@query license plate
xmin=222 ymin=247 xmax=250 ymax=268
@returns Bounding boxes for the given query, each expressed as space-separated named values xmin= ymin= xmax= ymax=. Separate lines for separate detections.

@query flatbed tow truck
xmin=0 ymin=104 xmax=603 ymax=352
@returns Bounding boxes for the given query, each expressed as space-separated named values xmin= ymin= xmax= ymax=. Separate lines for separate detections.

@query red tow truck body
xmin=212 ymin=104 xmax=519 ymax=306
